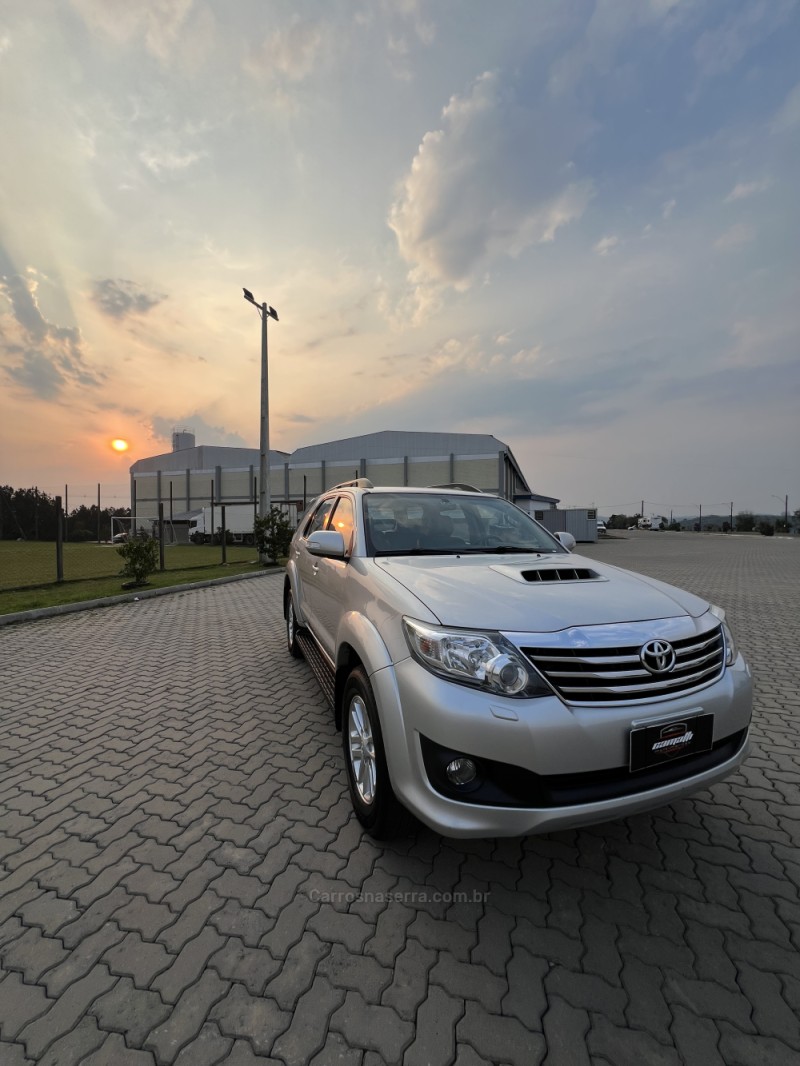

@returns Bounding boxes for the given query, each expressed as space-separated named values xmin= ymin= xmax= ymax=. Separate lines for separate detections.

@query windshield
xmin=363 ymin=492 xmax=564 ymax=556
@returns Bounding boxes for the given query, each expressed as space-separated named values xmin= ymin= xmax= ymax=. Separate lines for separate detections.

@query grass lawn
xmin=0 ymin=540 xmax=270 ymax=615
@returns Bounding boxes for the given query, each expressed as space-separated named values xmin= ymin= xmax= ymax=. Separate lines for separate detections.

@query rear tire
xmin=342 ymin=667 xmax=413 ymax=839
xmin=286 ymin=592 xmax=303 ymax=659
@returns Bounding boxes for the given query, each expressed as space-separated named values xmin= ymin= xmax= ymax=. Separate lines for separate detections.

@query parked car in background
xmin=284 ymin=481 xmax=753 ymax=839
xmin=597 ymin=521 xmax=607 ymax=535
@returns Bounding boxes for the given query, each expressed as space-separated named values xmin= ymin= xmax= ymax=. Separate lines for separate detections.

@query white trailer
xmin=637 ymin=515 xmax=664 ymax=530
xmin=189 ymin=504 xmax=256 ymax=545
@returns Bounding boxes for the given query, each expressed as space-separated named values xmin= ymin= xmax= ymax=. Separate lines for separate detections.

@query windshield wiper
xmin=458 ymin=545 xmax=545 ymax=554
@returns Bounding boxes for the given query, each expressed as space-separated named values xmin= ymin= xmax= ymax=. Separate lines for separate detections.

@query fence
xmin=0 ymin=498 xmax=296 ymax=594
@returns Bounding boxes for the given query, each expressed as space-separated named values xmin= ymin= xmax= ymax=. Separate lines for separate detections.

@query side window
xmin=305 ymin=498 xmax=335 ymax=536
xmin=329 ymin=496 xmax=355 ymax=554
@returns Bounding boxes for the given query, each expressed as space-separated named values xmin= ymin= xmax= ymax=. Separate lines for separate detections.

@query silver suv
xmin=284 ymin=481 xmax=752 ymax=839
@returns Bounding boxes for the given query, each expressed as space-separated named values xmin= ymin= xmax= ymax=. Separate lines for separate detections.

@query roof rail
xmin=330 ymin=477 xmax=374 ymax=490
xmin=428 ymin=483 xmax=482 ymax=492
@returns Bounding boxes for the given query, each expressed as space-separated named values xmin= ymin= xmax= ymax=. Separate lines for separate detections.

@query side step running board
xmin=296 ymin=630 xmax=335 ymax=708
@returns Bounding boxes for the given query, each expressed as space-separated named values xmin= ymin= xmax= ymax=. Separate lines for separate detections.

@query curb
xmin=0 ymin=568 xmax=283 ymax=628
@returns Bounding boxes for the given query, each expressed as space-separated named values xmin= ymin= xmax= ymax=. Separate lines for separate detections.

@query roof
xmin=131 ymin=446 xmax=289 ymax=474
xmin=513 ymin=492 xmax=561 ymax=506
xmin=290 ymin=430 xmax=510 ymax=462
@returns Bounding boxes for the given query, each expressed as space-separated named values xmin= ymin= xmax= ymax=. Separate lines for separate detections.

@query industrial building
xmin=129 ymin=428 xmax=600 ymax=541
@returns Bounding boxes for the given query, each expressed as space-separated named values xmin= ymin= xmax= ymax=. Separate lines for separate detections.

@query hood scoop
xmin=491 ymin=563 xmax=605 ymax=585
xmin=522 ymin=566 xmax=602 ymax=583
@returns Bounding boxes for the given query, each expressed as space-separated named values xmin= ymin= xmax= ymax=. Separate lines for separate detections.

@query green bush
xmin=117 ymin=537 xmax=159 ymax=586
xmin=254 ymin=508 xmax=293 ymax=564
xmin=758 ymin=521 xmax=775 ymax=537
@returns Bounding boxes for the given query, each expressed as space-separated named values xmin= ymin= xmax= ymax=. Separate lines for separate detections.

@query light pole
xmin=771 ymin=494 xmax=789 ymax=530
xmin=243 ymin=288 xmax=279 ymax=523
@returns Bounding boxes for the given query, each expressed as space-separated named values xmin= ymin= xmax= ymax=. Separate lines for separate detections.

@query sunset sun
xmin=110 ymin=438 xmax=130 ymax=453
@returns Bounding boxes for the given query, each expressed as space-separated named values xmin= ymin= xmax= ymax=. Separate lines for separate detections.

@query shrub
xmin=254 ymin=507 xmax=293 ymax=564
xmin=758 ymin=521 xmax=775 ymax=537
xmin=117 ymin=537 xmax=159 ymax=586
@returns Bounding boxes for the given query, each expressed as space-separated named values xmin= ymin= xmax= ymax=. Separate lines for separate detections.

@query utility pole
xmin=243 ymin=289 xmax=279 ymax=522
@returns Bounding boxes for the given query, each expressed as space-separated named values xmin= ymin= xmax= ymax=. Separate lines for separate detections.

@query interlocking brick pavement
xmin=0 ymin=532 xmax=798 ymax=1064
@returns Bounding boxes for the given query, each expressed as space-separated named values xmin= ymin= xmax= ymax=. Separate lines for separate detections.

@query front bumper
xmin=370 ymin=652 xmax=753 ymax=838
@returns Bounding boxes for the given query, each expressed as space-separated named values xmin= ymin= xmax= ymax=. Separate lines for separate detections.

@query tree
xmin=0 ymin=486 xmax=59 ymax=540
xmin=607 ymin=514 xmax=632 ymax=530
xmin=735 ymin=511 xmax=756 ymax=533
xmin=67 ymin=504 xmax=131 ymax=542
xmin=254 ymin=507 xmax=293 ymax=564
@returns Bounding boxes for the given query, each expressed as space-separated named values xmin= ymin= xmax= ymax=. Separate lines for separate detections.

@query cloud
xmin=139 ymin=145 xmax=207 ymax=177
xmin=5 ymin=348 xmax=67 ymax=401
xmin=318 ymin=334 xmax=662 ymax=445
xmin=380 ymin=0 xmax=436 ymax=78
xmin=244 ymin=17 xmax=326 ymax=83
xmin=713 ymin=223 xmax=756 ymax=251
xmin=149 ymin=414 xmax=249 ymax=449
xmin=724 ymin=178 xmax=772 ymax=202
xmin=771 ymin=80 xmax=800 ymax=133
xmin=0 ymin=273 xmax=104 ymax=400
xmin=593 ymin=235 xmax=620 ymax=256
xmin=547 ymin=0 xmax=685 ymax=98
xmin=69 ymin=0 xmax=196 ymax=61
xmin=91 ymin=279 xmax=166 ymax=319
xmin=692 ymin=1 xmax=796 ymax=83
xmin=388 ymin=71 xmax=593 ymax=293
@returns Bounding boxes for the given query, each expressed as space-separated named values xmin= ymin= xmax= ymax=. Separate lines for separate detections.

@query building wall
xmin=365 ymin=459 xmax=405 ymax=485
xmin=131 ymin=435 xmax=541 ymax=526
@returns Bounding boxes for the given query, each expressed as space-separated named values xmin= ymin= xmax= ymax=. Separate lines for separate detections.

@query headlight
xmin=710 ymin=605 xmax=737 ymax=666
xmin=402 ymin=618 xmax=550 ymax=699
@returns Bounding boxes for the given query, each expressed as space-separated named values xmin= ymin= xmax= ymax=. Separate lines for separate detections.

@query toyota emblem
xmin=640 ymin=639 xmax=677 ymax=674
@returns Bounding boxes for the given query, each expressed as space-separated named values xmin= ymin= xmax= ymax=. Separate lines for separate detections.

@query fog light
xmin=446 ymin=757 xmax=478 ymax=786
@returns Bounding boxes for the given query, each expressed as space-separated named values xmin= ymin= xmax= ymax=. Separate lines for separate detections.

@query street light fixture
xmin=243 ymin=288 xmax=279 ymax=526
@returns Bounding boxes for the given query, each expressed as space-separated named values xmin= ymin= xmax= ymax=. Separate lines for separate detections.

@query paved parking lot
xmin=1 ymin=531 xmax=798 ymax=1065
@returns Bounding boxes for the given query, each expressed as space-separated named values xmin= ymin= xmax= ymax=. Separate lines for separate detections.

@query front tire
xmin=286 ymin=592 xmax=303 ymax=659
xmin=342 ymin=668 xmax=412 ymax=839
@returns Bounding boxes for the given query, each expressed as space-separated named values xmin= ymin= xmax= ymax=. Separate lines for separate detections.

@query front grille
xmin=523 ymin=626 xmax=725 ymax=704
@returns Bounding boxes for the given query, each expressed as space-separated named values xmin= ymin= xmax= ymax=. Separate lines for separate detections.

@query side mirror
xmin=307 ymin=530 xmax=346 ymax=558
xmin=554 ymin=531 xmax=576 ymax=552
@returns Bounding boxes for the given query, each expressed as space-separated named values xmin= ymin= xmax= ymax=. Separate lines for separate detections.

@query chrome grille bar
xmin=523 ymin=626 xmax=725 ymax=704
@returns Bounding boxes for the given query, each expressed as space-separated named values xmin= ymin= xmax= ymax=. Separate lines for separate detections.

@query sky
xmin=1 ymin=0 xmax=798 ymax=519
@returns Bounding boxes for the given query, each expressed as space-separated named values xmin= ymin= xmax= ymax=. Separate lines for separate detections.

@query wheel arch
xmin=333 ymin=612 xmax=393 ymax=731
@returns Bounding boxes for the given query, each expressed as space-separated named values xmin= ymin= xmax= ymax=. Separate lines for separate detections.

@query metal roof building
xmin=130 ymin=429 xmax=559 ymax=528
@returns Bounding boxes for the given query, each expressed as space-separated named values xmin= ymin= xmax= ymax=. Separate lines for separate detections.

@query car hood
xmin=374 ymin=552 xmax=710 ymax=633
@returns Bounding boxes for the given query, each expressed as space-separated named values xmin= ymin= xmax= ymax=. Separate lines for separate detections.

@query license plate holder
xmin=629 ymin=713 xmax=714 ymax=773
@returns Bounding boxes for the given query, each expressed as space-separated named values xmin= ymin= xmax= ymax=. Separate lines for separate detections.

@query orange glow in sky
xmin=110 ymin=438 xmax=130 ymax=453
